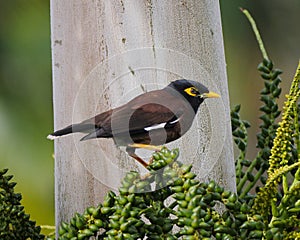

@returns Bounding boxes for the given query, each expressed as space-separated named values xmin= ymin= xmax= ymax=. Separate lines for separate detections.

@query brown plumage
xmin=47 ymin=79 xmax=220 ymax=167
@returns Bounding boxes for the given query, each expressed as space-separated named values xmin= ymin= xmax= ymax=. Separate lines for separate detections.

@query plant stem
xmin=241 ymin=8 xmax=269 ymax=60
xmin=240 ymin=167 xmax=264 ymax=199
xmin=236 ymin=121 xmax=248 ymax=186
xmin=237 ymin=156 xmax=258 ymax=194
xmin=236 ymin=152 xmax=244 ymax=185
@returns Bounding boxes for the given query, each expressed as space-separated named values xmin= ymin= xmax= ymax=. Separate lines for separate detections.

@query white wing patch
xmin=144 ymin=117 xmax=180 ymax=132
xmin=169 ymin=118 xmax=180 ymax=125
xmin=144 ymin=122 xmax=167 ymax=131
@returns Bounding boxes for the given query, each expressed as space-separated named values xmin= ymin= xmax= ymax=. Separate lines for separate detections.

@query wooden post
xmin=50 ymin=0 xmax=235 ymax=227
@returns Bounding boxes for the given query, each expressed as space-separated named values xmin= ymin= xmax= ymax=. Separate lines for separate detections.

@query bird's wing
xmin=102 ymin=103 xmax=182 ymax=135
xmin=130 ymin=103 xmax=181 ymax=132
xmin=95 ymin=90 xmax=185 ymax=135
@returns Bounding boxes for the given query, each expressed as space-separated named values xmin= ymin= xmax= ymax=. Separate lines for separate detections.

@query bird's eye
xmin=184 ymin=87 xmax=199 ymax=97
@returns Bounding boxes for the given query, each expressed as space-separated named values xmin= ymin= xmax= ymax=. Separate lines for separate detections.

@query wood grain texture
xmin=50 ymin=0 xmax=235 ymax=226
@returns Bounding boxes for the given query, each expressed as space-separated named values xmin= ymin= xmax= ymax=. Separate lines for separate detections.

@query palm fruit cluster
xmin=252 ymin=61 xmax=300 ymax=239
xmin=0 ymin=168 xmax=44 ymax=240
xmin=56 ymin=147 xmax=268 ymax=240
xmin=232 ymin=59 xmax=284 ymax=203
xmin=170 ymin=168 xmax=265 ymax=239
xmin=256 ymin=59 xmax=282 ymax=160
xmin=56 ymin=148 xmax=179 ymax=240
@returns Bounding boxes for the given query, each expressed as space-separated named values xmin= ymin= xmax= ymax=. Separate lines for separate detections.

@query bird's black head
xmin=167 ymin=79 xmax=220 ymax=112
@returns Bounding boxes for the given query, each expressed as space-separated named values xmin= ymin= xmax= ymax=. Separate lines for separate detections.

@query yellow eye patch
xmin=184 ymin=87 xmax=199 ymax=97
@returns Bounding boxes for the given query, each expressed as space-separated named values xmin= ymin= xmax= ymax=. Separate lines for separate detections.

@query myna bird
xmin=47 ymin=79 xmax=220 ymax=167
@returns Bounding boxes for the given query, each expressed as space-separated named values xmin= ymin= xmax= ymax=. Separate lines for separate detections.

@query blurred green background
xmin=0 ymin=0 xmax=299 ymax=228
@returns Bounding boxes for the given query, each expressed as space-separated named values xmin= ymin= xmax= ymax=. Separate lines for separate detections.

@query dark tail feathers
xmin=47 ymin=123 xmax=96 ymax=139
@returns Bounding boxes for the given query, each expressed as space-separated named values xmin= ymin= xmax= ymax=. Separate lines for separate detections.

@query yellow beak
xmin=202 ymin=91 xmax=220 ymax=99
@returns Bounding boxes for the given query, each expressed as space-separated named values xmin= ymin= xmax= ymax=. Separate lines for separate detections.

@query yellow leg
xmin=128 ymin=143 xmax=163 ymax=151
